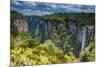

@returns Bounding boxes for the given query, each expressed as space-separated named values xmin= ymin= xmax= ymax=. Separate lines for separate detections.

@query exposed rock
xmin=26 ymin=16 xmax=95 ymax=52
xmin=14 ymin=19 xmax=28 ymax=33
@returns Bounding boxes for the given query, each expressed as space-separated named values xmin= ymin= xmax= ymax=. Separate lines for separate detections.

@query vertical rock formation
xmin=14 ymin=19 xmax=28 ymax=33
xmin=68 ymin=21 xmax=95 ymax=53
xmin=26 ymin=15 xmax=95 ymax=50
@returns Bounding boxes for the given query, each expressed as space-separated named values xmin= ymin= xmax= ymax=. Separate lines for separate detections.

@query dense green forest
xmin=10 ymin=11 xmax=95 ymax=66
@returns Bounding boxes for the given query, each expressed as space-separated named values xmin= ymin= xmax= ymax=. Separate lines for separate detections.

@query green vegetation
xmin=43 ymin=13 xmax=95 ymax=25
xmin=10 ymin=11 xmax=95 ymax=66
xmin=80 ymin=40 xmax=95 ymax=62
xmin=11 ymin=38 xmax=79 ymax=66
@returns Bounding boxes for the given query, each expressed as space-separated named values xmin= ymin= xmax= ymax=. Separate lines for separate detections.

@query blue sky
xmin=11 ymin=0 xmax=95 ymax=16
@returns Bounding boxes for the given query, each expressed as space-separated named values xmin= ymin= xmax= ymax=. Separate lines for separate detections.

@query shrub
xmin=80 ymin=41 xmax=95 ymax=62
xmin=11 ymin=40 xmax=64 ymax=66
xmin=64 ymin=52 xmax=78 ymax=63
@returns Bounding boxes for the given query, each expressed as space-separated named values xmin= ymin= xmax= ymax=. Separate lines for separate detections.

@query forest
xmin=10 ymin=11 xmax=95 ymax=66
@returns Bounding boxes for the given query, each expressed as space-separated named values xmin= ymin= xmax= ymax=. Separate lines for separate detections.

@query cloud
xmin=11 ymin=6 xmax=53 ymax=16
xmin=21 ymin=1 xmax=37 ymax=7
xmin=11 ymin=1 xmax=95 ymax=15
xmin=36 ymin=2 xmax=58 ymax=8
xmin=20 ymin=9 xmax=53 ymax=16
xmin=11 ymin=0 xmax=22 ymax=6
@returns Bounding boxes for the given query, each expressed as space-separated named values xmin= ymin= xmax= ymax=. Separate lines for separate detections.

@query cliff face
xmin=11 ymin=11 xmax=28 ymax=33
xmin=68 ymin=21 xmax=95 ymax=52
xmin=13 ymin=19 xmax=28 ymax=33
xmin=26 ymin=14 xmax=95 ymax=52
xmin=11 ymin=11 xmax=95 ymax=52
xmin=26 ymin=16 xmax=94 ymax=41
xmin=26 ymin=16 xmax=55 ymax=43
xmin=11 ymin=11 xmax=29 ymax=45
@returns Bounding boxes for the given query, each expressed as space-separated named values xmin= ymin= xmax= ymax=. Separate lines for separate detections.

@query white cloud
xmin=22 ymin=1 xmax=37 ymax=7
xmin=44 ymin=3 xmax=58 ymax=8
xmin=21 ymin=9 xmax=53 ymax=16
xmin=21 ymin=8 xmax=33 ymax=12
xmin=27 ymin=2 xmax=37 ymax=6
xmin=11 ymin=0 xmax=22 ymax=6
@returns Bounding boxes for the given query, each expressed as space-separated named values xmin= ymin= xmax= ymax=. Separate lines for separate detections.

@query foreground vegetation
xmin=10 ymin=32 xmax=95 ymax=66
xmin=10 ymin=11 xmax=95 ymax=66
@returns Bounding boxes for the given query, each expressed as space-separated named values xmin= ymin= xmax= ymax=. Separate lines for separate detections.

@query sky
xmin=11 ymin=0 xmax=95 ymax=16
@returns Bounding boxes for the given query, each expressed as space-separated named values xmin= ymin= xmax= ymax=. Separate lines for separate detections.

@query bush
xmin=64 ymin=52 xmax=78 ymax=63
xmin=80 ymin=41 xmax=95 ymax=62
xmin=11 ymin=40 xmax=64 ymax=66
